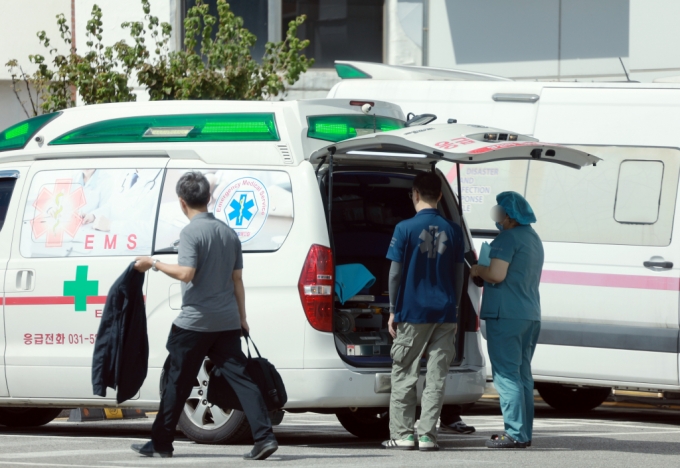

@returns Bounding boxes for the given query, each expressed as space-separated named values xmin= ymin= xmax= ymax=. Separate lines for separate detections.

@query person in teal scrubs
xmin=471 ymin=191 xmax=544 ymax=449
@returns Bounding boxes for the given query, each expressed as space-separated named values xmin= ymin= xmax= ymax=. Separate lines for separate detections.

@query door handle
xmin=643 ymin=260 xmax=673 ymax=270
xmin=15 ymin=270 xmax=35 ymax=291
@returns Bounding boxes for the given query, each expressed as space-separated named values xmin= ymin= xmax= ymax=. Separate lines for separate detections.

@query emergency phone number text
xmin=23 ymin=333 xmax=97 ymax=345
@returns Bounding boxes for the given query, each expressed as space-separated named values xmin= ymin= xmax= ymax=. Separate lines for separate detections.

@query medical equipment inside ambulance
xmin=330 ymin=173 xmax=415 ymax=360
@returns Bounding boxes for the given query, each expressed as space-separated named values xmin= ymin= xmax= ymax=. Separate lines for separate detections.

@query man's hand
xmin=241 ymin=318 xmax=250 ymax=335
xmin=388 ymin=313 xmax=397 ymax=339
xmin=134 ymin=256 xmax=153 ymax=272
xmin=470 ymin=265 xmax=481 ymax=278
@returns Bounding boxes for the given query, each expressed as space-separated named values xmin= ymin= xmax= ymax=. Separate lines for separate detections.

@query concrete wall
xmin=423 ymin=0 xmax=680 ymax=83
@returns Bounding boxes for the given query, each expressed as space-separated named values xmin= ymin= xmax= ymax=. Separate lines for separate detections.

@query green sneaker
xmin=382 ymin=434 xmax=416 ymax=450
xmin=418 ymin=435 xmax=439 ymax=452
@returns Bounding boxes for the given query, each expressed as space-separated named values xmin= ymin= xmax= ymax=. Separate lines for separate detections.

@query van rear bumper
xmin=280 ymin=367 xmax=486 ymax=409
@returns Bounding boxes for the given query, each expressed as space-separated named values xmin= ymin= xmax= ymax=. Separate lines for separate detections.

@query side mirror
xmin=405 ymin=113 xmax=437 ymax=127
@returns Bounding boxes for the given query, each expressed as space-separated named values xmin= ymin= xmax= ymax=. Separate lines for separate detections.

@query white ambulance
xmin=0 ymin=99 xmax=595 ymax=442
xmin=329 ymin=61 xmax=680 ymax=411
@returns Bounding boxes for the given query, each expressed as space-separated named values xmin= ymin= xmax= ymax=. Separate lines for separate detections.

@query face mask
xmin=491 ymin=205 xmax=506 ymax=231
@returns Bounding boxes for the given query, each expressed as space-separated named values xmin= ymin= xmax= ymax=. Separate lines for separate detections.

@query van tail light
xmin=299 ymin=244 xmax=334 ymax=332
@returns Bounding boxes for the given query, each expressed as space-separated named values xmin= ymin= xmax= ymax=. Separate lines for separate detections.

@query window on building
xmin=282 ymin=0 xmax=384 ymax=68
xmin=182 ymin=0 xmax=269 ymax=59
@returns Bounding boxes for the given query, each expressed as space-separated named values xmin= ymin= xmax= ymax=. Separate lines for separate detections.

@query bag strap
xmin=242 ymin=329 xmax=262 ymax=359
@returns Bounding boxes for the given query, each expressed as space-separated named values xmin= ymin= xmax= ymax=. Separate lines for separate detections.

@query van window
xmin=20 ymin=168 xmax=162 ymax=257
xmin=525 ymin=146 xmax=680 ymax=246
xmin=0 ymin=177 xmax=18 ymax=232
xmin=614 ymin=160 xmax=663 ymax=224
xmin=438 ymin=160 xmax=529 ymax=231
xmin=154 ymin=169 xmax=293 ymax=253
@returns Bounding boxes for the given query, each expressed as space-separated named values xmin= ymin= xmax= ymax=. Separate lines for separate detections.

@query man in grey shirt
xmin=131 ymin=172 xmax=277 ymax=460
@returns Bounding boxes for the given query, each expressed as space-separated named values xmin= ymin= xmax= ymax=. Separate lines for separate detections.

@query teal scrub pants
xmin=486 ymin=318 xmax=541 ymax=443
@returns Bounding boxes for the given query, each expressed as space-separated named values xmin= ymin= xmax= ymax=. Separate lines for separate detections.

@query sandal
xmin=485 ymin=433 xmax=527 ymax=449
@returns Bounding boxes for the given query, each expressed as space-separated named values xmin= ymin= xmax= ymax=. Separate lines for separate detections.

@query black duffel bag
xmin=207 ymin=331 xmax=287 ymax=412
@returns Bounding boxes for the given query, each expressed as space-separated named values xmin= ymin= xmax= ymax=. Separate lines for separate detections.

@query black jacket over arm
xmin=92 ymin=263 xmax=148 ymax=403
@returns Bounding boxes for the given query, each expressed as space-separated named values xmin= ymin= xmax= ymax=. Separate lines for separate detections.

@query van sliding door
xmin=526 ymin=145 xmax=680 ymax=386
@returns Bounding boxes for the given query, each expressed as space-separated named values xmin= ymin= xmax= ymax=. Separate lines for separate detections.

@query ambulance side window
xmin=0 ymin=177 xmax=17 ymax=232
xmin=154 ymin=169 xmax=294 ymax=253
xmin=19 ymin=168 xmax=163 ymax=257
xmin=525 ymin=147 xmax=680 ymax=247
xmin=438 ymin=160 xmax=529 ymax=232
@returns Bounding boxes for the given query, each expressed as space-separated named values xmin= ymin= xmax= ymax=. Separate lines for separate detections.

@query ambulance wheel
xmin=161 ymin=359 xmax=252 ymax=445
xmin=536 ymin=383 xmax=611 ymax=412
xmin=336 ymin=408 xmax=390 ymax=439
xmin=0 ymin=407 xmax=63 ymax=427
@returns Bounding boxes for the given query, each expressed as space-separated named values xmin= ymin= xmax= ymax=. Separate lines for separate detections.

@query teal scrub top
xmin=480 ymin=225 xmax=544 ymax=321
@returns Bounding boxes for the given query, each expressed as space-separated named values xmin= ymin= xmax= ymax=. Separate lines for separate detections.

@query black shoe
xmin=439 ymin=421 xmax=476 ymax=434
xmin=131 ymin=441 xmax=173 ymax=458
xmin=244 ymin=438 xmax=279 ymax=460
xmin=527 ymin=440 xmax=532 ymax=447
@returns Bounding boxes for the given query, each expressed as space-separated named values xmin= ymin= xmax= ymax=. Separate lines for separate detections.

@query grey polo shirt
xmin=173 ymin=212 xmax=243 ymax=332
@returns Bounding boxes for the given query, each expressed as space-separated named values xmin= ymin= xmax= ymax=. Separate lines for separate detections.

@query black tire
xmin=0 ymin=407 xmax=63 ymax=427
xmin=336 ymin=409 xmax=390 ymax=439
xmin=536 ymin=383 xmax=611 ymax=412
xmin=161 ymin=358 xmax=252 ymax=445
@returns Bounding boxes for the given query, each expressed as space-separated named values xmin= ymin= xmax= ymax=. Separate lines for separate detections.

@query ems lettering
xmin=104 ymin=234 xmax=117 ymax=249
xmin=127 ymin=234 xmax=137 ymax=250
xmin=95 ymin=309 xmax=103 ymax=318
xmin=85 ymin=235 xmax=95 ymax=250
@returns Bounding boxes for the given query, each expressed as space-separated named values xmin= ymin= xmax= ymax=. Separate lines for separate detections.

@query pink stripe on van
xmin=541 ymin=270 xmax=680 ymax=291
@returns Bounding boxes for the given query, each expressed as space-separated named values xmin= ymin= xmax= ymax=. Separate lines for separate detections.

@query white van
xmin=329 ymin=67 xmax=680 ymax=411
xmin=0 ymin=99 xmax=595 ymax=442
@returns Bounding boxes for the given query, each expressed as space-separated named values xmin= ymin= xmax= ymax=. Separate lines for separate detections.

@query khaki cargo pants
xmin=389 ymin=322 xmax=457 ymax=441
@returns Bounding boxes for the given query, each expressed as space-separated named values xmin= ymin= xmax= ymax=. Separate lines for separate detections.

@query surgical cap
xmin=496 ymin=191 xmax=537 ymax=225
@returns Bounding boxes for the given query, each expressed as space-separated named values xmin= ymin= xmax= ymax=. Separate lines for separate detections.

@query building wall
xmin=4 ymin=0 xmax=680 ymax=130
xmin=422 ymin=0 xmax=680 ymax=83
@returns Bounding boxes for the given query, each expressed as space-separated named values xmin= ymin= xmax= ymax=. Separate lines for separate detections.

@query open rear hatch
xmin=310 ymin=123 xmax=600 ymax=169
xmin=310 ymin=123 xmax=599 ymax=368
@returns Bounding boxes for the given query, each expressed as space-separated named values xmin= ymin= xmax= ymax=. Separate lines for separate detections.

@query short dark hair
xmin=413 ymin=172 xmax=442 ymax=202
xmin=176 ymin=171 xmax=211 ymax=208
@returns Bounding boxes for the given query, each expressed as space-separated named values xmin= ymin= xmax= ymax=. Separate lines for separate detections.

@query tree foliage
xmin=6 ymin=0 xmax=313 ymax=117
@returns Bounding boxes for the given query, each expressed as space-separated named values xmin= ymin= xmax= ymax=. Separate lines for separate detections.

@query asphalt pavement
xmin=0 ymin=398 xmax=678 ymax=467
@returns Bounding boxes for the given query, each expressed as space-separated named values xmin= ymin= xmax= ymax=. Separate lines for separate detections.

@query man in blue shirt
xmin=382 ymin=172 xmax=464 ymax=451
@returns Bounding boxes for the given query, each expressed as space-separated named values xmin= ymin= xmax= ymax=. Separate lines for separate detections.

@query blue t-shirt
xmin=480 ymin=225 xmax=544 ymax=321
xmin=387 ymin=208 xmax=464 ymax=324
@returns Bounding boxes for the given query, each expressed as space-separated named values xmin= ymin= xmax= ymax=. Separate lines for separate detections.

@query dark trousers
xmin=151 ymin=325 xmax=274 ymax=452
xmin=440 ymin=405 xmax=463 ymax=425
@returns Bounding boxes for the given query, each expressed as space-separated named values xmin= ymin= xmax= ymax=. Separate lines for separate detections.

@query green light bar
xmin=307 ymin=115 xmax=405 ymax=143
xmin=50 ymin=113 xmax=279 ymax=146
xmin=335 ymin=63 xmax=371 ymax=79
xmin=0 ymin=113 xmax=61 ymax=153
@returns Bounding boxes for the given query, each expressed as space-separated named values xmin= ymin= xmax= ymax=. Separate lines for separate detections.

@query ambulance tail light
xmin=299 ymin=244 xmax=334 ymax=332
